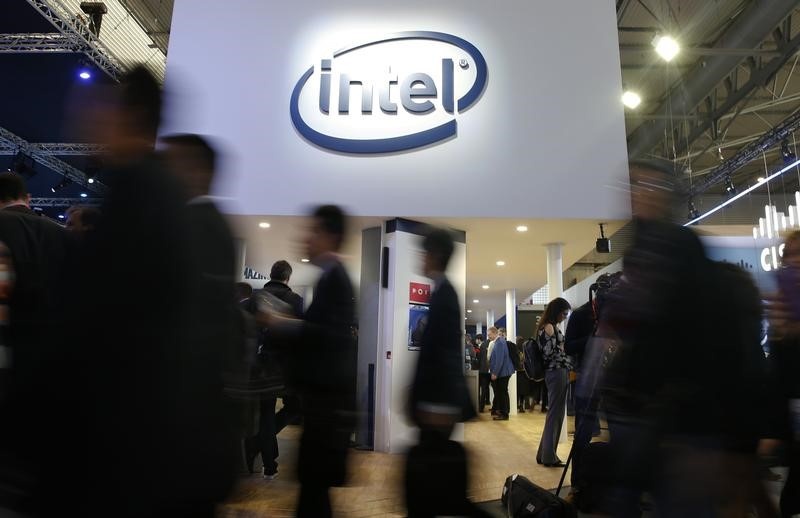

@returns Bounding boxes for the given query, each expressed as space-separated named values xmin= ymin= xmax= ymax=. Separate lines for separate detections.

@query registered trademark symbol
xmin=459 ymin=58 xmax=469 ymax=69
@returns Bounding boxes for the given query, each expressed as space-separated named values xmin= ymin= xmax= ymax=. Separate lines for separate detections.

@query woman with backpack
xmin=536 ymin=297 xmax=573 ymax=468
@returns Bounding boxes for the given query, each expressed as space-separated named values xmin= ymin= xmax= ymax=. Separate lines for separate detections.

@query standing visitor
xmin=488 ymin=326 xmax=513 ymax=421
xmin=536 ymin=297 xmax=572 ymax=467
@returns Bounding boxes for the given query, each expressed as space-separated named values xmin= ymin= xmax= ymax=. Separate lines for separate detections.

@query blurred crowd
xmin=0 ymin=64 xmax=797 ymax=518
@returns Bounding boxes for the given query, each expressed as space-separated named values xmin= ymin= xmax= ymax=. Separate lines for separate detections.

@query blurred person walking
xmin=535 ymin=297 xmax=572 ymax=468
xmin=71 ymin=67 xmax=236 ymax=517
xmin=264 ymin=206 xmax=356 ymax=518
xmin=0 ymin=172 xmax=68 ymax=516
xmin=766 ymin=230 xmax=800 ymax=517
xmin=405 ymin=228 xmax=488 ymax=518
xmin=488 ymin=326 xmax=513 ymax=420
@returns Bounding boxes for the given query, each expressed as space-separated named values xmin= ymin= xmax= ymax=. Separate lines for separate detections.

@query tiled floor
xmin=219 ymin=408 xmax=575 ymax=517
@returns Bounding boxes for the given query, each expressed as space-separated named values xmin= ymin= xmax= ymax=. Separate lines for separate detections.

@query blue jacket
xmin=490 ymin=336 xmax=515 ymax=378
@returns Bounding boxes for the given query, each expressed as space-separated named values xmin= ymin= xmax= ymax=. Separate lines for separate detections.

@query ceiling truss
xmin=0 ymin=142 xmax=106 ymax=155
xmin=0 ymin=127 xmax=107 ymax=194
xmin=22 ymin=0 xmax=123 ymax=80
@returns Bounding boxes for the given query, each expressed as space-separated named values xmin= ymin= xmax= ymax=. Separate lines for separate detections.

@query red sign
xmin=409 ymin=282 xmax=431 ymax=304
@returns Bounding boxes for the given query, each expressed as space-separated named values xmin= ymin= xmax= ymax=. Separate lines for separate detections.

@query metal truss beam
xmin=626 ymin=0 xmax=800 ymax=159
xmin=0 ymin=127 xmax=107 ymax=194
xmin=0 ymin=143 xmax=106 ymax=155
xmin=677 ymin=31 xmax=800 ymax=158
xmin=689 ymin=108 xmax=800 ymax=196
xmin=0 ymin=32 xmax=78 ymax=53
xmin=23 ymin=0 xmax=123 ymax=81
xmin=30 ymin=197 xmax=101 ymax=208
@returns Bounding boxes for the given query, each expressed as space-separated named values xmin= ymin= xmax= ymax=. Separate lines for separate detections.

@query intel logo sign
xmin=290 ymin=31 xmax=488 ymax=154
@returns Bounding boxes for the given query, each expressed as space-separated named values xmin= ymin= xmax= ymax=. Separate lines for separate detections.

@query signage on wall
xmin=409 ymin=282 xmax=431 ymax=305
xmin=290 ymin=31 xmax=488 ymax=154
xmin=752 ymin=191 xmax=800 ymax=271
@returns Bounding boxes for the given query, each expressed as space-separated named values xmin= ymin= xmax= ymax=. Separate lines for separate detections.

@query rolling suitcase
xmin=502 ymin=474 xmax=577 ymax=517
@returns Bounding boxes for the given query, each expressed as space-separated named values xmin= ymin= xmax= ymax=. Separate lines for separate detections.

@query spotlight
xmin=687 ymin=199 xmax=700 ymax=220
xmin=782 ymin=139 xmax=796 ymax=163
xmin=58 ymin=214 xmax=65 ymax=220
xmin=87 ymin=178 xmax=95 ymax=184
xmin=652 ymin=34 xmax=680 ymax=62
xmin=622 ymin=90 xmax=642 ymax=109
xmin=80 ymin=193 xmax=88 ymax=198
xmin=724 ymin=175 xmax=736 ymax=196
xmin=301 ymin=258 xmax=310 ymax=263
xmin=78 ymin=69 xmax=91 ymax=80
xmin=80 ymin=2 xmax=108 ymax=37
xmin=50 ymin=178 xmax=71 ymax=193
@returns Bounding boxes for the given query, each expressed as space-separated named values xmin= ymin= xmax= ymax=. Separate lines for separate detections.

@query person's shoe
xmin=544 ymin=461 xmax=566 ymax=468
xmin=263 ymin=468 xmax=278 ymax=480
xmin=493 ymin=414 xmax=509 ymax=421
xmin=518 ymin=408 xmax=526 ymax=413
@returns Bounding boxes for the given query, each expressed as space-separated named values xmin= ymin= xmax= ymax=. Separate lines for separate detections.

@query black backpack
xmin=523 ymin=337 xmax=545 ymax=382
xmin=507 ymin=341 xmax=523 ymax=372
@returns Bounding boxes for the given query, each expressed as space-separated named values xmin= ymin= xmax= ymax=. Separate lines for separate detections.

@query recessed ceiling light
xmin=516 ymin=225 xmax=528 ymax=232
xmin=473 ymin=299 xmax=479 ymax=304
xmin=621 ymin=90 xmax=642 ymax=109
xmin=258 ymin=222 xmax=271 ymax=229
xmin=757 ymin=177 xmax=766 ymax=183
xmin=496 ymin=261 xmax=506 ymax=267
xmin=482 ymin=285 xmax=490 ymax=290
xmin=653 ymin=34 xmax=679 ymax=62
xmin=79 ymin=193 xmax=88 ymax=198
xmin=301 ymin=258 xmax=310 ymax=263
xmin=467 ymin=309 xmax=473 ymax=313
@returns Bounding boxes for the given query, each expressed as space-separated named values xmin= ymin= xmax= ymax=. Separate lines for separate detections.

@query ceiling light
xmin=78 ymin=70 xmax=91 ymax=80
xmin=757 ymin=177 xmax=766 ymax=183
xmin=467 ymin=309 xmax=473 ymax=313
xmin=496 ymin=261 xmax=505 ymax=266
xmin=80 ymin=193 xmax=88 ymax=198
xmin=258 ymin=222 xmax=271 ymax=229
xmin=516 ymin=225 xmax=528 ymax=232
xmin=58 ymin=214 xmax=65 ymax=220
xmin=653 ymin=34 xmax=680 ymax=62
xmin=472 ymin=299 xmax=479 ymax=304
xmin=482 ymin=285 xmax=489 ymax=290
xmin=621 ymin=90 xmax=642 ymax=109
xmin=301 ymin=258 xmax=310 ymax=263
xmin=87 ymin=178 xmax=95 ymax=184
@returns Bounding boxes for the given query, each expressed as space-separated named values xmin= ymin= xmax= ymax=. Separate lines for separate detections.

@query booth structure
xmin=358 ymin=219 xmax=467 ymax=453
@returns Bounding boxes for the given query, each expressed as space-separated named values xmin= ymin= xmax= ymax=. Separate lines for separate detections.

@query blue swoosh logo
xmin=290 ymin=31 xmax=487 ymax=154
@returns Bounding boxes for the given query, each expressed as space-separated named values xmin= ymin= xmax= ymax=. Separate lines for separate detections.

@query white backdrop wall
xmin=164 ymin=0 xmax=629 ymax=220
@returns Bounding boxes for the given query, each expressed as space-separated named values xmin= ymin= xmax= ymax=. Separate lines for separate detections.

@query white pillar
xmin=476 ymin=322 xmax=483 ymax=337
xmin=486 ymin=310 xmax=495 ymax=329
xmin=546 ymin=243 xmax=564 ymax=298
xmin=506 ymin=289 xmax=518 ymax=416
xmin=546 ymin=243 xmax=568 ymax=444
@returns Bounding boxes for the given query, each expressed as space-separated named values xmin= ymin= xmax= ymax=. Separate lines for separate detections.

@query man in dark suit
xmin=265 ymin=205 xmax=356 ymax=517
xmin=163 ymin=133 xmax=241 ymax=492
xmin=0 ymin=172 xmax=68 ymax=515
xmin=406 ymin=228 xmax=486 ymax=518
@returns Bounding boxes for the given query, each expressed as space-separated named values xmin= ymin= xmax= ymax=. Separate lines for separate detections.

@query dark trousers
xmin=297 ymin=483 xmax=332 ymax=518
xmin=782 ymin=443 xmax=800 ymax=517
xmin=257 ymin=397 xmax=278 ymax=474
xmin=478 ymin=373 xmax=491 ymax=410
xmin=571 ymin=395 xmax=601 ymax=487
xmin=494 ymin=376 xmax=511 ymax=417
xmin=531 ymin=379 xmax=548 ymax=409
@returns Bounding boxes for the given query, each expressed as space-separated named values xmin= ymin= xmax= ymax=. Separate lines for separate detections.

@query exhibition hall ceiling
xmin=229 ymin=215 xmax=626 ymax=325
